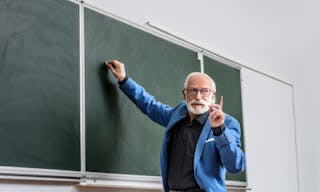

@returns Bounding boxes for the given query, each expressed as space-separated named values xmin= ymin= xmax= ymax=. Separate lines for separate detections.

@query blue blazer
xmin=120 ymin=77 xmax=246 ymax=192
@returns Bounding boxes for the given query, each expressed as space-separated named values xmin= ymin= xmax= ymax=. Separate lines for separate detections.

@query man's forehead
xmin=187 ymin=75 xmax=212 ymax=86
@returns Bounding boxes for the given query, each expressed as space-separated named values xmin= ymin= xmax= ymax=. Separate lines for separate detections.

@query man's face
xmin=183 ymin=75 xmax=215 ymax=115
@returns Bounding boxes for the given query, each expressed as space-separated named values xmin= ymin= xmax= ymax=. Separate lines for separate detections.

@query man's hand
xmin=105 ymin=60 xmax=126 ymax=81
xmin=209 ymin=96 xmax=225 ymax=128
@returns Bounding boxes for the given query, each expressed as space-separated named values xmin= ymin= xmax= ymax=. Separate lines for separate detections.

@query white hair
xmin=183 ymin=72 xmax=216 ymax=92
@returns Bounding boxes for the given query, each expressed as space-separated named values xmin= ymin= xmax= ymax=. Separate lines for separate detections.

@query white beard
xmin=186 ymin=99 xmax=211 ymax=115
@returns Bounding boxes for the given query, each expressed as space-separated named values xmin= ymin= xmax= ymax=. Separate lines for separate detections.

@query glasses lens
xmin=200 ymin=88 xmax=210 ymax=96
xmin=190 ymin=88 xmax=198 ymax=96
xmin=186 ymin=88 xmax=211 ymax=96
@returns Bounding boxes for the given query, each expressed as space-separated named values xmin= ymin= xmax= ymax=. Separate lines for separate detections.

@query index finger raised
xmin=219 ymin=96 xmax=223 ymax=108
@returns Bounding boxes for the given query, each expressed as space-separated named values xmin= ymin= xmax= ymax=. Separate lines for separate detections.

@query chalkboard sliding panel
xmin=203 ymin=56 xmax=246 ymax=183
xmin=84 ymin=6 xmax=200 ymax=176
xmin=0 ymin=0 xmax=81 ymax=176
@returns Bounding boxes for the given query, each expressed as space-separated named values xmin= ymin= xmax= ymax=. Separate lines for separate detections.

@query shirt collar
xmin=185 ymin=111 xmax=209 ymax=126
xmin=195 ymin=111 xmax=209 ymax=126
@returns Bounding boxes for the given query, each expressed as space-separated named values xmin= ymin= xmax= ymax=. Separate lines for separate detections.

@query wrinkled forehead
xmin=187 ymin=74 xmax=214 ymax=89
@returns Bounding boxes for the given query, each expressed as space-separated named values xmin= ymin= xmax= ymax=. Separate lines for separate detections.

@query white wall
xmin=83 ymin=0 xmax=320 ymax=191
xmin=1 ymin=0 xmax=319 ymax=191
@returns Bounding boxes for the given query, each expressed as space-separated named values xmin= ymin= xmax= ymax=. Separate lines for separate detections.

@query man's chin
xmin=187 ymin=105 xmax=209 ymax=115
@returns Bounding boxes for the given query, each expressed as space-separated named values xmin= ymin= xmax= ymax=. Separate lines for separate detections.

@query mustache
xmin=188 ymin=99 xmax=209 ymax=106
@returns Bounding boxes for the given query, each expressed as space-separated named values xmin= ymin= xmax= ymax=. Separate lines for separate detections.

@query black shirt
xmin=167 ymin=111 xmax=208 ymax=191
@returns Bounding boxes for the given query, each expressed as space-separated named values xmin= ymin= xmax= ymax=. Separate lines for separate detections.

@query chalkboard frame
xmin=0 ymin=0 xmax=82 ymax=179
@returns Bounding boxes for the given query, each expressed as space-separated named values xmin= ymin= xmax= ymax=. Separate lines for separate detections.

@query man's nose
xmin=195 ymin=91 xmax=202 ymax=100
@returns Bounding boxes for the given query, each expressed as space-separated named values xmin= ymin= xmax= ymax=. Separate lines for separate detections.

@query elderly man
xmin=105 ymin=60 xmax=245 ymax=192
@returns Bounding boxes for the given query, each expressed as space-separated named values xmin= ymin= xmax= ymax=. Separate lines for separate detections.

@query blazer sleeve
xmin=213 ymin=114 xmax=246 ymax=173
xmin=119 ymin=77 xmax=173 ymax=127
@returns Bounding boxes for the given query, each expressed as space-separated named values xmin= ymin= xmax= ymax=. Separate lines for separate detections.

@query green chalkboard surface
xmin=0 ymin=0 xmax=245 ymax=182
xmin=0 ymin=0 xmax=80 ymax=171
xmin=85 ymin=8 xmax=199 ymax=175
xmin=204 ymin=56 xmax=246 ymax=182
xmin=85 ymin=7 xmax=246 ymax=183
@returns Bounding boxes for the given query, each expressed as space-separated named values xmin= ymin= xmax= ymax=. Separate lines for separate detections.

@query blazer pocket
xmin=205 ymin=137 xmax=215 ymax=143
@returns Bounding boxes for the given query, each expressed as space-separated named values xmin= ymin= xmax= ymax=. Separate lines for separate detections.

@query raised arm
xmin=105 ymin=60 xmax=173 ymax=127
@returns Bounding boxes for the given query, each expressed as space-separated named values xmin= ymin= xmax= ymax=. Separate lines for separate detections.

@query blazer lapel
xmin=165 ymin=104 xmax=187 ymax=133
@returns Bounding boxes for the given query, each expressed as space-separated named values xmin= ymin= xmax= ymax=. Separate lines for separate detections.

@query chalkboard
xmin=204 ymin=56 xmax=246 ymax=182
xmin=0 ymin=0 xmax=246 ymax=182
xmin=85 ymin=8 xmax=199 ymax=175
xmin=0 ymin=0 xmax=80 ymax=171
xmin=85 ymin=6 xmax=246 ymax=184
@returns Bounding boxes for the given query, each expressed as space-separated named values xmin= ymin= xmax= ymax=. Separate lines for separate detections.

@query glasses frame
xmin=182 ymin=87 xmax=215 ymax=97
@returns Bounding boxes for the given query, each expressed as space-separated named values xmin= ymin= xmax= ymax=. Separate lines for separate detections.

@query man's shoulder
xmin=168 ymin=101 xmax=188 ymax=118
xmin=224 ymin=113 xmax=240 ymax=128
xmin=173 ymin=101 xmax=187 ymax=111
xmin=225 ymin=113 xmax=237 ymax=120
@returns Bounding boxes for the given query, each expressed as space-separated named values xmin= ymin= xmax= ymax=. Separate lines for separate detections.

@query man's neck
xmin=188 ymin=113 xmax=197 ymax=122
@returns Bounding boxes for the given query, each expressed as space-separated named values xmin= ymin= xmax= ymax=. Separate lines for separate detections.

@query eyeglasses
xmin=183 ymin=87 xmax=215 ymax=97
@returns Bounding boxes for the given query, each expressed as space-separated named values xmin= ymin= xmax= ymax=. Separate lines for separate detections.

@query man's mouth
xmin=192 ymin=103 xmax=204 ymax=107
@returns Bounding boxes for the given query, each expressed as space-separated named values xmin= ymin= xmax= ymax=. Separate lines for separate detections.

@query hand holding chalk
xmin=105 ymin=60 xmax=126 ymax=81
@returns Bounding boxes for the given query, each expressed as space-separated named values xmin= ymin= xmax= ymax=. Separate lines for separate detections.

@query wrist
xmin=118 ymin=74 xmax=126 ymax=81
xmin=211 ymin=124 xmax=225 ymax=136
xmin=118 ymin=75 xmax=128 ymax=86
